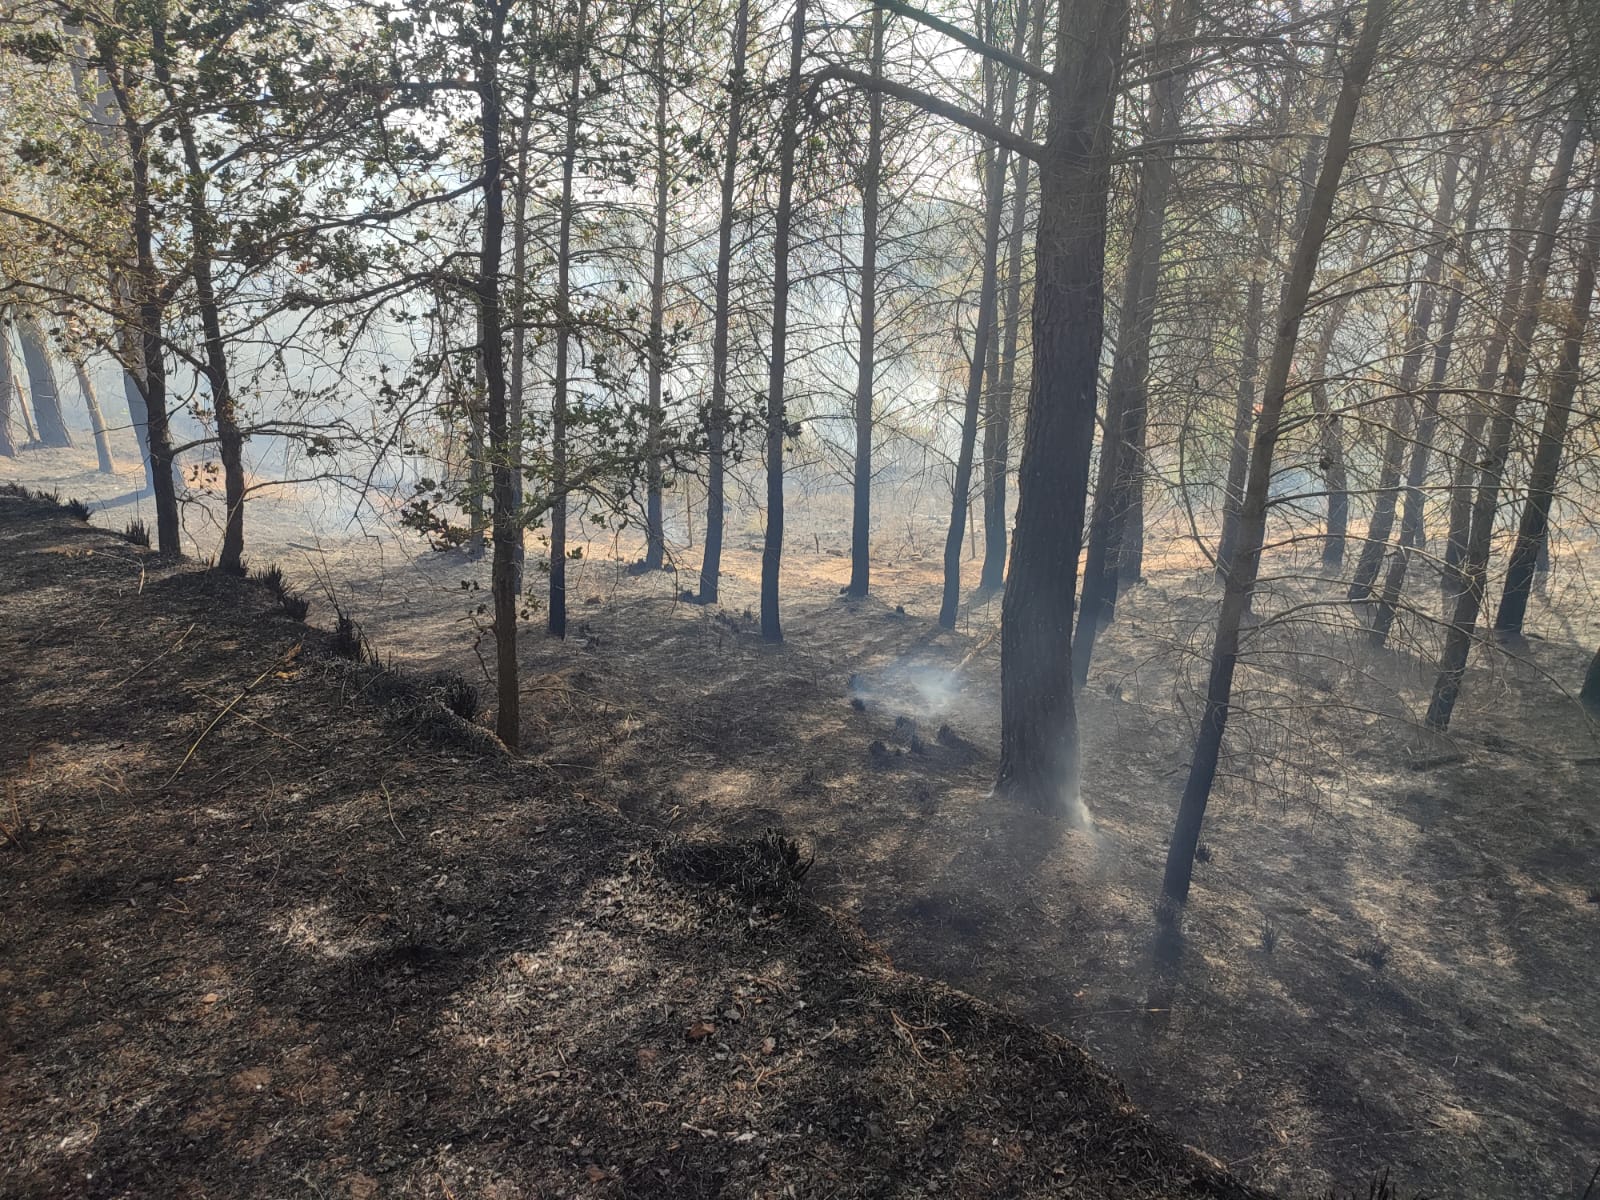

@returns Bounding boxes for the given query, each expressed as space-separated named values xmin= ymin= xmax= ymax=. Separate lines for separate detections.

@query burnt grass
xmin=0 ymin=493 xmax=1265 ymax=1198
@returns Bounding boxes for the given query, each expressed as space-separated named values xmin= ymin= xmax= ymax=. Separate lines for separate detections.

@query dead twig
xmin=167 ymin=643 xmax=302 ymax=785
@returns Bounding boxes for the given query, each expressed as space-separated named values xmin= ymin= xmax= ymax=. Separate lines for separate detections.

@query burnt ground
xmin=0 ymin=490 xmax=1267 ymax=1199
xmin=9 ymin=441 xmax=1600 ymax=1198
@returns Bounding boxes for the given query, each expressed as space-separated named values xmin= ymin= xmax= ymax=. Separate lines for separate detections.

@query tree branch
xmin=871 ymin=0 xmax=1054 ymax=87
xmin=809 ymin=66 xmax=1044 ymax=162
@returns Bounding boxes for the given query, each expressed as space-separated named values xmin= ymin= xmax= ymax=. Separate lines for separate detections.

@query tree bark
xmin=939 ymin=7 xmax=1027 ymax=630
xmin=0 ymin=319 xmax=16 ymax=458
xmin=1492 ymin=177 xmax=1599 ymax=640
xmin=994 ymin=0 xmax=1130 ymax=808
xmin=846 ymin=8 xmax=884 ymax=599
xmin=1443 ymin=133 xmax=1542 ymax=601
xmin=1370 ymin=143 xmax=1486 ymax=647
xmin=759 ymin=0 xmax=807 ymax=642
xmin=1583 ymin=644 xmax=1600 ymax=711
xmin=72 ymin=361 xmax=115 ymax=474
xmin=550 ymin=0 xmax=588 ymax=639
xmin=1426 ymin=104 xmax=1584 ymax=731
xmin=696 ymin=0 xmax=748 ymax=605
xmin=1163 ymin=0 xmax=1388 ymax=906
xmin=1072 ymin=0 xmax=1195 ymax=683
xmin=154 ymin=18 xmax=246 ymax=573
xmin=107 ymin=53 xmax=181 ymax=557
xmin=477 ymin=2 xmax=520 ymax=748
xmin=642 ymin=5 xmax=671 ymax=571
xmin=16 ymin=316 xmax=73 ymax=450
xmin=1214 ymin=274 xmax=1264 ymax=575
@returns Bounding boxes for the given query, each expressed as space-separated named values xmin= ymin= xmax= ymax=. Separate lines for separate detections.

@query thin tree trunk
xmin=1582 ymin=645 xmax=1600 ymax=711
xmin=0 ymin=321 xmax=16 ymax=458
xmin=846 ymin=8 xmax=884 ymax=599
xmin=1370 ymin=143 xmax=1486 ymax=647
xmin=1215 ymin=275 xmax=1264 ymax=574
xmin=1444 ymin=133 xmax=1542 ymax=599
xmin=477 ymin=4 xmax=520 ymax=748
xmin=1493 ymin=177 xmax=1599 ymax=640
xmin=16 ymin=316 xmax=73 ymax=450
xmin=940 ymin=9 xmax=1026 ymax=629
xmin=642 ymin=4 xmax=670 ymax=571
xmin=507 ymin=65 xmax=535 ymax=597
xmin=978 ymin=0 xmax=1044 ymax=593
xmin=1163 ymin=0 xmax=1388 ymax=906
xmin=697 ymin=0 xmax=748 ymax=605
xmin=107 ymin=56 xmax=180 ymax=556
xmin=550 ymin=0 xmax=587 ymax=639
xmin=1073 ymin=0 xmax=1194 ymax=683
xmin=73 ymin=361 xmax=115 ymax=474
xmin=759 ymin=0 xmax=806 ymax=643
xmin=1426 ymin=104 xmax=1584 ymax=731
xmin=1308 ymin=321 xmax=1349 ymax=568
xmin=995 ymin=0 xmax=1130 ymax=807
xmin=154 ymin=23 xmax=246 ymax=573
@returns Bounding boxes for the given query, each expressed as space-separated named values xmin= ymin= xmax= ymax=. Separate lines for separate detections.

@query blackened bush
xmin=124 ymin=519 xmax=151 ymax=547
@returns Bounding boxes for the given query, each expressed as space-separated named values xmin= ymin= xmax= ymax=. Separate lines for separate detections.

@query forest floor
xmin=10 ymin=442 xmax=1600 ymax=1197
xmin=0 ymin=488 xmax=1267 ymax=1199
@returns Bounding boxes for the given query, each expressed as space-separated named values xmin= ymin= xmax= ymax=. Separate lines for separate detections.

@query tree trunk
xmin=697 ymin=0 xmax=748 ymax=605
xmin=1582 ymin=645 xmax=1600 ymax=711
xmin=1163 ymin=0 xmax=1388 ymax=906
xmin=1492 ymin=177 xmax=1599 ymax=640
xmin=1214 ymin=275 xmax=1264 ymax=575
xmin=1073 ymin=0 xmax=1194 ymax=683
xmin=994 ymin=0 xmax=1130 ymax=807
xmin=16 ymin=316 xmax=73 ymax=450
xmin=477 ymin=5 xmax=520 ymax=749
xmin=550 ymin=0 xmax=587 ymax=640
xmin=939 ymin=9 xmax=1027 ymax=629
xmin=642 ymin=5 xmax=671 ymax=572
xmin=1444 ymin=133 xmax=1542 ymax=601
xmin=507 ymin=68 xmax=535 ymax=598
xmin=1307 ymin=322 xmax=1349 ymax=569
xmin=155 ymin=22 xmax=246 ymax=573
xmin=107 ymin=55 xmax=181 ymax=557
xmin=0 ymin=321 xmax=16 ymax=458
xmin=1370 ymin=143 xmax=1486 ymax=647
xmin=759 ymin=0 xmax=806 ymax=643
xmin=72 ymin=361 xmax=115 ymax=474
xmin=845 ymin=8 xmax=884 ymax=599
xmin=1426 ymin=105 xmax=1583 ymax=731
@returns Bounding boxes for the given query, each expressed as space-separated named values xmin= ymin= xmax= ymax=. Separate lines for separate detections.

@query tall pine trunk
xmin=759 ymin=0 xmax=806 ymax=642
xmin=939 ymin=8 xmax=1026 ymax=629
xmin=1492 ymin=178 xmax=1599 ymax=640
xmin=1163 ymin=0 xmax=1388 ymax=906
xmin=72 ymin=361 xmax=115 ymax=474
xmin=0 ymin=320 xmax=16 ymax=458
xmin=16 ymin=317 xmax=72 ymax=450
xmin=642 ymin=6 xmax=671 ymax=571
xmin=1426 ymin=105 xmax=1583 ymax=731
xmin=697 ymin=0 xmax=748 ymax=605
xmin=995 ymin=0 xmax=1130 ymax=807
xmin=550 ymin=0 xmax=587 ymax=639
xmin=1073 ymin=0 xmax=1194 ymax=683
xmin=845 ymin=8 xmax=884 ymax=599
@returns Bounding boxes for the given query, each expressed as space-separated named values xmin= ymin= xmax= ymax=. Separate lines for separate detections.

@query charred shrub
xmin=251 ymin=562 xmax=311 ymax=621
xmin=654 ymin=830 xmax=814 ymax=914
xmin=64 ymin=497 xmax=91 ymax=521
xmin=123 ymin=518 xmax=151 ymax=547
xmin=330 ymin=604 xmax=374 ymax=662
xmin=432 ymin=672 xmax=480 ymax=722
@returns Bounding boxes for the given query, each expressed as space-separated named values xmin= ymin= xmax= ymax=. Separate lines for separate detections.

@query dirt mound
xmin=0 ymin=494 xmax=1269 ymax=1198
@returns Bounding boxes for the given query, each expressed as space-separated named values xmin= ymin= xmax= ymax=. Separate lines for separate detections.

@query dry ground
xmin=10 ymin=440 xmax=1600 ymax=1197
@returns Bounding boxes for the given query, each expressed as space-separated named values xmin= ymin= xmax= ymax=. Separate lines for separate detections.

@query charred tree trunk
xmin=16 ymin=317 xmax=72 ymax=450
xmin=106 ymin=53 xmax=180 ymax=557
xmin=1370 ymin=144 xmax=1486 ymax=647
xmin=1583 ymin=645 xmax=1600 ymax=711
xmin=939 ymin=11 xmax=1027 ymax=630
xmin=697 ymin=0 xmax=748 ymax=605
xmin=642 ymin=7 xmax=671 ymax=572
xmin=1444 ymin=133 xmax=1542 ymax=600
xmin=477 ymin=2 xmax=520 ymax=748
xmin=1307 ymin=320 xmax=1349 ymax=569
xmin=978 ymin=0 xmax=1046 ymax=594
xmin=1163 ymin=0 xmax=1388 ymax=906
xmin=995 ymin=0 xmax=1130 ymax=808
xmin=1493 ymin=178 xmax=1599 ymax=640
xmin=550 ymin=0 xmax=587 ymax=640
xmin=846 ymin=8 xmax=884 ymax=599
xmin=1426 ymin=105 xmax=1583 ymax=731
xmin=1073 ymin=0 xmax=1194 ymax=683
xmin=759 ymin=0 xmax=806 ymax=643
xmin=1214 ymin=274 xmax=1264 ymax=575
